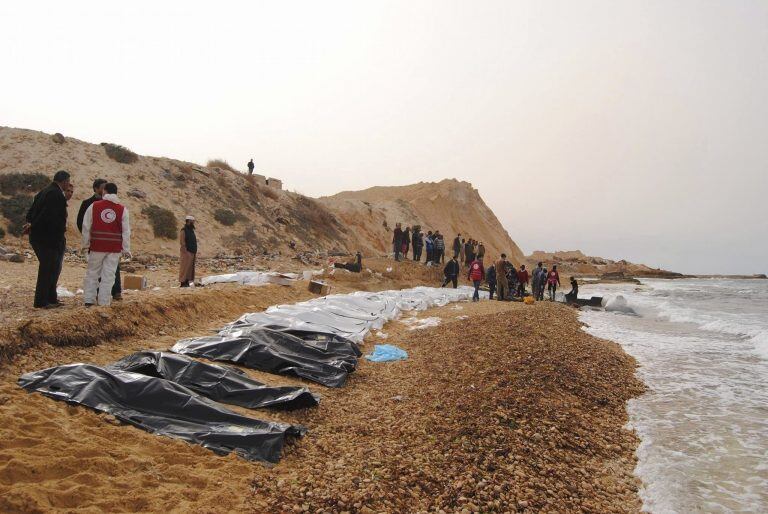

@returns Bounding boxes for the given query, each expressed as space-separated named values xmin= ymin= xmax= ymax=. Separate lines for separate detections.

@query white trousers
xmin=84 ymin=251 xmax=120 ymax=306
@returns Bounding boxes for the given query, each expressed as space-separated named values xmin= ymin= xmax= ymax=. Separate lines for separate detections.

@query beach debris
xmin=365 ymin=344 xmax=408 ymax=362
xmin=402 ymin=316 xmax=442 ymax=330
xmin=56 ymin=286 xmax=75 ymax=298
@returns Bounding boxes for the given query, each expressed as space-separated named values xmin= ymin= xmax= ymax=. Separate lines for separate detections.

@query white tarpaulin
xmin=219 ymin=286 xmax=487 ymax=343
xmin=200 ymin=271 xmax=300 ymax=287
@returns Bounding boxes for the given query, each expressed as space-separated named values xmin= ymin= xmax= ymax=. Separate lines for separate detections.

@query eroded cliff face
xmin=0 ymin=127 xmax=524 ymax=260
xmin=321 ymin=179 xmax=525 ymax=262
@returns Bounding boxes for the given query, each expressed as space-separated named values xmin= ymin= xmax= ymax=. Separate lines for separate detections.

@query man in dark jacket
xmin=452 ymin=234 xmax=462 ymax=259
xmin=76 ymin=178 xmax=122 ymax=300
xmin=412 ymin=227 xmax=423 ymax=262
xmin=247 ymin=159 xmax=255 ymax=175
xmin=403 ymin=226 xmax=411 ymax=258
xmin=441 ymin=255 xmax=460 ymax=288
xmin=26 ymin=170 xmax=71 ymax=308
xmin=425 ymin=231 xmax=434 ymax=263
xmin=486 ymin=264 xmax=497 ymax=300
xmin=392 ymin=223 xmax=403 ymax=261
xmin=76 ymin=178 xmax=106 ymax=232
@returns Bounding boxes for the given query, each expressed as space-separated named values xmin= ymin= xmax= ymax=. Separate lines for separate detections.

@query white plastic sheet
xmin=200 ymin=271 xmax=300 ymax=287
xmin=220 ymin=286 xmax=487 ymax=343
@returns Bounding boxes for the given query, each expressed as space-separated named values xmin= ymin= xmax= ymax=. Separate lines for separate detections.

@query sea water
xmin=578 ymin=278 xmax=768 ymax=513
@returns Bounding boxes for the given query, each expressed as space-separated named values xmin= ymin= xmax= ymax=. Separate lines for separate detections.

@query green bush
xmin=0 ymin=194 xmax=33 ymax=236
xmin=214 ymin=208 xmax=237 ymax=226
xmin=101 ymin=143 xmax=138 ymax=164
xmin=141 ymin=205 xmax=177 ymax=239
xmin=0 ymin=172 xmax=49 ymax=195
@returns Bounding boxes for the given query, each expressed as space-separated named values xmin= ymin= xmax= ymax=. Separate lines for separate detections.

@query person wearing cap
xmin=179 ymin=215 xmax=197 ymax=287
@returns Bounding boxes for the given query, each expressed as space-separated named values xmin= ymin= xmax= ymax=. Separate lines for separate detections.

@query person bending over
xmin=442 ymin=255 xmax=460 ymax=288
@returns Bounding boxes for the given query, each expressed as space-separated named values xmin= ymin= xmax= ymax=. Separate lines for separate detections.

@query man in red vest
xmin=81 ymin=183 xmax=131 ymax=306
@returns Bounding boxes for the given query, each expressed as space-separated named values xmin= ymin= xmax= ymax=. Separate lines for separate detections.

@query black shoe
xmin=180 ymin=281 xmax=190 ymax=288
xmin=84 ymin=303 xmax=94 ymax=308
xmin=42 ymin=303 xmax=62 ymax=309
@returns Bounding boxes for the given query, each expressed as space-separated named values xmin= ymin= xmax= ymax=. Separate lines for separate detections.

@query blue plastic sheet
xmin=365 ymin=344 xmax=408 ymax=362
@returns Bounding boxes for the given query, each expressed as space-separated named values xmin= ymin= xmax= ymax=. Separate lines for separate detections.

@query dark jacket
xmin=487 ymin=265 xmax=497 ymax=285
xmin=412 ymin=230 xmax=422 ymax=248
xmin=183 ymin=225 xmax=197 ymax=253
xmin=26 ymin=182 xmax=67 ymax=248
xmin=453 ymin=237 xmax=461 ymax=253
xmin=392 ymin=227 xmax=403 ymax=245
xmin=77 ymin=194 xmax=100 ymax=233
xmin=443 ymin=259 xmax=459 ymax=277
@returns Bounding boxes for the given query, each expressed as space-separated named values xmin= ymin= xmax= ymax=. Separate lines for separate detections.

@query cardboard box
xmin=123 ymin=274 xmax=148 ymax=291
xmin=308 ymin=280 xmax=331 ymax=296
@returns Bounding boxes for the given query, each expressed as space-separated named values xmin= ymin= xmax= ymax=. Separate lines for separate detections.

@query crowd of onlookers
xmin=390 ymin=222 xmax=573 ymax=303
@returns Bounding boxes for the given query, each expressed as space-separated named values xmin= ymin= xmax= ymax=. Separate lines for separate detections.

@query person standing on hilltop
xmin=392 ymin=223 xmax=403 ymax=261
xmin=468 ymin=256 xmax=485 ymax=302
xmin=77 ymin=178 xmax=122 ymax=301
xmin=179 ymin=216 xmax=197 ymax=287
xmin=425 ymin=231 xmax=434 ymax=263
xmin=459 ymin=237 xmax=466 ymax=264
xmin=478 ymin=241 xmax=486 ymax=261
xmin=517 ymin=264 xmax=530 ymax=296
xmin=81 ymin=183 xmax=131 ymax=307
xmin=452 ymin=234 xmax=462 ymax=259
xmin=441 ymin=255 xmax=460 ymax=288
xmin=24 ymin=170 xmax=71 ymax=309
xmin=495 ymin=254 xmax=509 ymax=301
xmin=247 ymin=159 xmax=255 ymax=175
xmin=547 ymin=265 xmax=561 ymax=301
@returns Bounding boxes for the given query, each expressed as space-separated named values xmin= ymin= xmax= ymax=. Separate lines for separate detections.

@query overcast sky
xmin=2 ymin=1 xmax=766 ymax=274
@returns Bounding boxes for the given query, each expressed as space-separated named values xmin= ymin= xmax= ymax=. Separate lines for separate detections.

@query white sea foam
xmin=580 ymin=278 xmax=768 ymax=512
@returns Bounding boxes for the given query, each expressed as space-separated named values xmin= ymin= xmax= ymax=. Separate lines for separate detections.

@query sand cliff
xmin=0 ymin=127 xmax=523 ymax=262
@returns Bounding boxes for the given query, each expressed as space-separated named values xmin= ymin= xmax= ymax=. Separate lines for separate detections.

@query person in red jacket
xmin=547 ymin=265 xmax=561 ymax=301
xmin=81 ymin=183 xmax=131 ymax=306
xmin=517 ymin=264 xmax=530 ymax=296
xmin=468 ymin=256 xmax=485 ymax=302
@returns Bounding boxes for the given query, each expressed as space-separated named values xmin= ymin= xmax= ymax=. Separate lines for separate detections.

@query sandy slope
xmin=0 ymin=294 xmax=643 ymax=513
xmin=0 ymin=127 xmax=524 ymax=263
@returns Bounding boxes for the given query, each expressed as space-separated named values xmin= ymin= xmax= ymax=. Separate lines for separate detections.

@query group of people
xmin=24 ymin=171 xmax=199 ymax=309
xmin=391 ymin=223 xmax=445 ymax=264
xmin=444 ymin=253 xmax=566 ymax=302
xmin=391 ymin=225 xmax=491 ymax=269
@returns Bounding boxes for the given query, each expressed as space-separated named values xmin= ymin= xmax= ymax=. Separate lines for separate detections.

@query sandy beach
xmin=0 ymin=268 xmax=644 ymax=513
